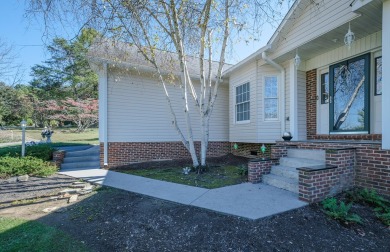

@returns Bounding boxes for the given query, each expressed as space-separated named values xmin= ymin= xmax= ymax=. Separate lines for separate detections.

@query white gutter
xmin=223 ymin=45 xmax=270 ymax=76
xmin=261 ymin=51 xmax=286 ymax=136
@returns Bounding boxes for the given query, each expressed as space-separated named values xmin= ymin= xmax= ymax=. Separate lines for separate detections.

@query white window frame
xmin=235 ymin=82 xmax=250 ymax=124
xmin=263 ymin=75 xmax=279 ymax=121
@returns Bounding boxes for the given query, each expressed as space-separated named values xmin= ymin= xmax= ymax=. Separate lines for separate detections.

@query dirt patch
xmin=113 ymin=153 xmax=251 ymax=170
xmin=1 ymin=175 xmax=389 ymax=251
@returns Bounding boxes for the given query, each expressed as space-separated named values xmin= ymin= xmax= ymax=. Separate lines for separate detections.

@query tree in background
xmin=30 ymin=28 xmax=99 ymax=100
xmin=0 ymin=82 xmax=33 ymax=126
xmin=0 ymin=39 xmax=24 ymax=85
xmin=52 ymin=98 xmax=98 ymax=132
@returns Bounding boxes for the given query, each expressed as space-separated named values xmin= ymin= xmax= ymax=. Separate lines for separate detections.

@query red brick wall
xmin=248 ymin=159 xmax=279 ymax=183
xmin=275 ymin=141 xmax=390 ymax=196
xmin=231 ymin=142 xmax=272 ymax=159
xmin=100 ymin=141 xmax=231 ymax=168
xmin=306 ymin=69 xmax=317 ymax=139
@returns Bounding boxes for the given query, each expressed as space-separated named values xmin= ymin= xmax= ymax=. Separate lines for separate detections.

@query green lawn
xmin=0 ymin=217 xmax=88 ymax=252
xmin=120 ymin=165 xmax=248 ymax=189
xmin=1 ymin=128 xmax=99 ymax=145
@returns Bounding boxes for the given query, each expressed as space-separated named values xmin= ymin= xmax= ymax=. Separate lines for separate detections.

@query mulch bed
xmin=0 ymin=174 xmax=389 ymax=251
xmin=113 ymin=153 xmax=251 ymax=171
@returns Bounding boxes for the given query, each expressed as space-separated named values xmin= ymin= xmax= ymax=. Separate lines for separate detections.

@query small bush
xmin=348 ymin=189 xmax=390 ymax=226
xmin=376 ymin=212 xmax=390 ymax=226
xmin=322 ymin=198 xmax=362 ymax=224
xmin=0 ymin=156 xmax=57 ymax=179
xmin=0 ymin=144 xmax=55 ymax=161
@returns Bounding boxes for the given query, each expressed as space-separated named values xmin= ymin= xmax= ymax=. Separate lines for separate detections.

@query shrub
xmin=322 ymin=198 xmax=362 ymax=224
xmin=0 ymin=144 xmax=55 ymax=161
xmin=348 ymin=189 xmax=390 ymax=226
xmin=376 ymin=212 xmax=390 ymax=226
xmin=0 ymin=156 xmax=57 ymax=179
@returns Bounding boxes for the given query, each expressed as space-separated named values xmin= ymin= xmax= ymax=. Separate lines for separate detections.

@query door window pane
xmin=321 ymin=73 xmax=329 ymax=104
xmin=330 ymin=54 xmax=369 ymax=132
xmin=375 ymin=57 xmax=382 ymax=95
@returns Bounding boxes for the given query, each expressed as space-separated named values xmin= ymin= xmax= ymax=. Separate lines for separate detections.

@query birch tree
xmin=27 ymin=0 xmax=287 ymax=168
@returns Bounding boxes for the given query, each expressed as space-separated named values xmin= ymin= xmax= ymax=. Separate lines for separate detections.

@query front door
xmin=329 ymin=53 xmax=370 ymax=133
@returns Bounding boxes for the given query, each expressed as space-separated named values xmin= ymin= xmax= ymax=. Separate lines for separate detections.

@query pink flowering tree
xmin=51 ymin=98 xmax=98 ymax=132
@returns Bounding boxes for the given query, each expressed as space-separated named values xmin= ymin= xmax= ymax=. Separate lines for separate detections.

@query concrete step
xmin=280 ymin=157 xmax=325 ymax=168
xmin=262 ymin=174 xmax=298 ymax=194
xmin=56 ymin=145 xmax=94 ymax=152
xmin=270 ymin=165 xmax=299 ymax=180
xmin=63 ymin=155 xmax=100 ymax=163
xmin=61 ymin=161 xmax=100 ymax=170
xmin=66 ymin=148 xmax=100 ymax=157
xmin=287 ymin=148 xmax=325 ymax=161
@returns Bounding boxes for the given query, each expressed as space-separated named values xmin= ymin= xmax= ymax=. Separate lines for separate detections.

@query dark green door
xmin=329 ymin=53 xmax=370 ymax=133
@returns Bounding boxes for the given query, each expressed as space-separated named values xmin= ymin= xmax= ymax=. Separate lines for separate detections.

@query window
xmin=375 ymin=56 xmax=382 ymax=95
xmin=321 ymin=73 xmax=329 ymax=104
xmin=236 ymin=82 xmax=250 ymax=122
xmin=264 ymin=76 xmax=278 ymax=120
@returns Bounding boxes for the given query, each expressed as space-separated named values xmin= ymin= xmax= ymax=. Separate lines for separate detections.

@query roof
xmin=87 ymin=39 xmax=233 ymax=79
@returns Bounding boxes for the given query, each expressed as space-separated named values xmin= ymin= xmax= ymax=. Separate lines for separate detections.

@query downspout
xmin=103 ymin=63 xmax=108 ymax=166
xmin=261 ymin=51 xmax=286 ymax=136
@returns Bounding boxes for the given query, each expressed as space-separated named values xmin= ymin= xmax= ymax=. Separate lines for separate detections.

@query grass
xmin=121 ymin=165 xmax=248 ymax=189
xmin=0 ymin=217 xmax=88 ymax=252
xmin=1 ymin=128 xmax=99 ymax=145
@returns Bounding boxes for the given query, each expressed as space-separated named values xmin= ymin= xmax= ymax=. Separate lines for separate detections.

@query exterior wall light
xmin=344 ymin=23 xmax=355 ymax=50
xmin=294 ymin=49 xmax=301 ymax=68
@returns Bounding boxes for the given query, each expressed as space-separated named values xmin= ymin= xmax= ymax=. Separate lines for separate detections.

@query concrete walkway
xmin=59 ymin=168 xmax=307 ymax=220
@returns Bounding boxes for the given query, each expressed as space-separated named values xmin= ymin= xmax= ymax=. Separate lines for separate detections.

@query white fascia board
xmin=222 ymin=45 xmax=269 ymax=77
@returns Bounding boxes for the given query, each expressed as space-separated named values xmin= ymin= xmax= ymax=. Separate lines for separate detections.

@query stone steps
xmin=262 ymin=148 xmax=326 ymax=194
xmin=287 ymin=149 xmax=325 ymax=161
xmin=262 ymin=174 xmax=299 ymax=194
xmin=279 ymin=157 xmax=325 ymax=168
xmin=60 ymin=145 xmax=100 ymax=171
xmin=270 ymin=165 xmax=299 ymax=179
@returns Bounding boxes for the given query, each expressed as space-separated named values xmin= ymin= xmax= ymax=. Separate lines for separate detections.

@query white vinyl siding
xmin=106 ymin=69 xmax=228 ymax=142
xmin=264 ymin=76 xmax=278 ymax=120
xmin=229 ymin=61 xmax=257 ymax=143
xmin=235 ymin=82 xmax=250 ymax=122
xmin=272 ymin=0 xmax=359 ymax=59
xmin=305 ymin=31 xmax=382 ymax=71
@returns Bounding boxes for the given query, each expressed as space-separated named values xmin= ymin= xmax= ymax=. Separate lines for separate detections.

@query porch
xmin=248 ymin=139 xmax=389 ymax=202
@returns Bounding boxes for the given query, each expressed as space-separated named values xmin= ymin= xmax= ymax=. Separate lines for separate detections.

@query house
xmin=89 ymin=0 xmax=390 ymax=200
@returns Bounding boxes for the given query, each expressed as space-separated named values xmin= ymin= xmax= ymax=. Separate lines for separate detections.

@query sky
xmin=0 ymin=1 xmax=289 ymax=84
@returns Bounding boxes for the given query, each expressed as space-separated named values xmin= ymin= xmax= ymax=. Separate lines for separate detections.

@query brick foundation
xmin=274 ymin=141 xmax=390 ymax=197
xmin=248 ymin=158 xmax=279 ymax=183
xmin=101 ymin=141 xmax=231 ymax=168
xmin=231 ymin=142 xmax=272 ymax=159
